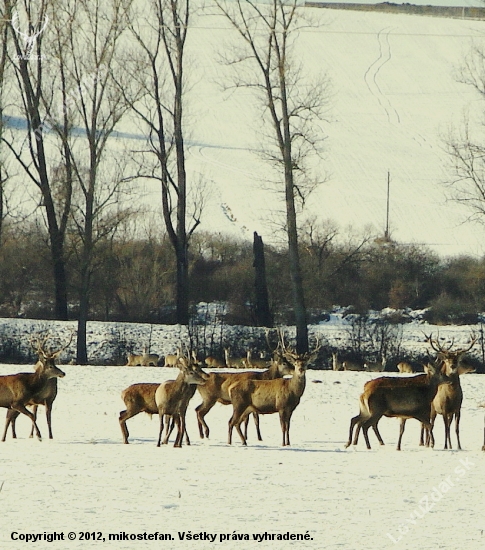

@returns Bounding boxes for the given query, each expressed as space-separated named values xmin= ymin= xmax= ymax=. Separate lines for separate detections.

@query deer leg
xmin=427 ymin=408 xmax=436 ymax=447
xmin=174 ymin=414 xmax=185 ymax=447
xmin=443 ymin=414 xmax=451 ymax=450
xmin=44 ymin=403 xmax=54 ymax=440
xmin=2 ymin=409 xmax=19 ymax=441
xmin=162 ymin=415 xmax=174 ymax=445
xmin=346 ymin=414 xmax=362 ymax=447
xmin=12 ymin=404 xmax=41 ymax=441
xmin=397 ymin=418 xmax=406 ymax=451
xmin=372 ymin=420 xmax=385 ymax=446
xmin=419 ymin=424 xmax=426 ymax=446
xmin=455 ymin=411 xmax=461 ymax=450
xmin=253 ymin=413 xmax=262 ymax=441
xmin=229 ymin=408 xmax=246 ymax=446
xmin=157 ymin=413 xmax=165 ymax=447
xmin=29 ymin=404 xmax=39 ymax=438
xmin=196 ymin=399 xmax=216 ymax=439
xmin=119 ymin=408 xmax=139 ymax=444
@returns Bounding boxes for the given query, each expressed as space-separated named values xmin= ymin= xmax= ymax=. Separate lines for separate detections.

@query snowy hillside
xmin=5 ymin=5 xmax=485 ymax=257
xmin=138 ymin=5 xmax=485 ymax=258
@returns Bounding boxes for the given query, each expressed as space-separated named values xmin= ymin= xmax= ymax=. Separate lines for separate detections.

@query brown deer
xmin=342 ymin=359 xmax=364 ymax=371
xmin=245 ymin=350 xmax=270 ymax=369
xmin=0 ymin=333 xmax=67 ymax=442
xmin=7 ymin=331 xmax=73 ymax=440
xmin=126 ymin=348 xmax=160 ymax=367
xmin=155 ymin=357 xmax=208 ymax=447
xmin=162 ymin=347 xmax=181 ymax=368
xmin=119 ymin=382 xmax=160 ymax=444
xmin=419 ymin=335 xmax=476 ymax=449
xmin=227 ymin=339 xmax=319 ymax=446
xmin=196 ymin=351 xmax=293 ymax=441
xmin=204 ymin=348 xmax=228 ymax=368
xmin=345 ymin=345 xmax=451 ymax=450
xmin=364 ymin=355 xmax=387 ymax=372
xmin=397 ymin=361 xmax=414 ymax=374
xmin=119 ymin=352 xmax=206 ymax=444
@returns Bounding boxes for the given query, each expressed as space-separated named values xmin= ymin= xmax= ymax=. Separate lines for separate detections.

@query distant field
xmin=305 ymin=1 xmax=485 ymax=19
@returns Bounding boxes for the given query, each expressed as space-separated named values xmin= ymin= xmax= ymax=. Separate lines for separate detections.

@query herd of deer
xmin=0 ymin=330 xmax=483 ymax=452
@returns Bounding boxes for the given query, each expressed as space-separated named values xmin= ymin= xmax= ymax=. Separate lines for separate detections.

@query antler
xmin=425 ymin=332 xmax=476 ymax=356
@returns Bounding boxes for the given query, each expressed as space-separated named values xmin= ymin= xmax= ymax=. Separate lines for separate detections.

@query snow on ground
xmin=0 ymin=362 xmax=483 ymax=550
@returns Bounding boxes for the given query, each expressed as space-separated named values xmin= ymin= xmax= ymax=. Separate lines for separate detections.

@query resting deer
xmin=204 ymin=348 xmax=228 ymax=368
xmin=5 ymin=332 xmax=73 ymax=440
xmin=196 ymin=351 xmax=293 ymax=441
xmin=156 ymin=357 xmax=208 ymax=447
xmin=126 ymin=348 xmax=160 ymax=367
xmin=419 ymin=335 xmax=476 ymax=450
xmin=364 ymin=355 xmax=387 ymax=372
xmin=245 ymin=350 xmax=270 ymax=369
xmin=346 ymin=349 xmax=451 ymax=450
xmin=0 ymin=334 xmax=66 ymax=442
xmin=163 ymin=347 xmax=181 ymax=368
xmin=227 ymin=338 xmax=319 ymax=446
xmin=397 ymin=361 xmax=414 ymax=374
xmin=342 ymin=359 xmax=364 ymax=371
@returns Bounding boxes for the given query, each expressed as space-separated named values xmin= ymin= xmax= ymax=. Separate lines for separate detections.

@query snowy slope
xmin=0 ymin=363 xmax=483 ymax=550
xmin=5 ymin=6 xmax=485 ymax=256
xmin=176 ymin=8 xmax=485 ymax=257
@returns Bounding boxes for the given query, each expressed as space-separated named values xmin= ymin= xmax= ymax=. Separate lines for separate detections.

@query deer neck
xmin=261 ymin=361 xmax=279 ymax=380
xmin=289 ymin=366 xmax=306 ymax=397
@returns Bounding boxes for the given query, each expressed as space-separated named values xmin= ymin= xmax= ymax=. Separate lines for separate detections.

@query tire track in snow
xmin=364 ymin=27 xmax=400 ymax=125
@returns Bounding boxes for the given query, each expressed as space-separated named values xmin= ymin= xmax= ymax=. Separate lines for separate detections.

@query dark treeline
xmin=1 ymin=220 xmax=484 ymax=326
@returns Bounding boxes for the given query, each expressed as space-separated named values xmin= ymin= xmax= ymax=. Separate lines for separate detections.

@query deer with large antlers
xmin=227 ymin=337 xmax=319 ymax=446
xmin=346 ymin=337 xmax=452 ymax=450
xmin=418 ymin=334 xmax=476 ymax=450
xmin=0 ymin=332 xmax=68 ymax=442
xmin=196 ymin=345 xmax=294 ymax=441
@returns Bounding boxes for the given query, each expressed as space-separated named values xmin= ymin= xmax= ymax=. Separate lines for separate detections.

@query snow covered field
xmin=0 ymin=362 xmax=483 ymax=550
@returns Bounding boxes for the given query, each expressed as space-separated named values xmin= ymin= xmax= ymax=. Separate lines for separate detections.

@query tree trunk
xmin=175 ymin=243 xmax=189 ymax=325
xmin=253 ymin=232 xmax=273 ymax=327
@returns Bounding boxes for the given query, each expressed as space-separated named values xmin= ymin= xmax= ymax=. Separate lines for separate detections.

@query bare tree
xmin=2 ymin=0 xmax=70 ymax=319
xmin=446 ymin=43 xmax=485 ymax=224
xmin=46 ymin=0 xmax=136 ymax=363
xmin=122 ymin=0 xmax=203 ymax=325
xmin=0 ymin=5 xmax=8 ymax=240
xmin=214 ymin=0 xmax=329 ymax=353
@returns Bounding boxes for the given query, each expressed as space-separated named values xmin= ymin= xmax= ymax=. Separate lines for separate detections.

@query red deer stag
xmin=156 ymin=357 xmax=208 ymax=447
xmin=119 ymin=353 xmax=207 ymax=445
xmin=346 ymin=341 xmax=451 ymax=450
xmin=419 ymin=335 xmax=476 ymax=449
xmin=196 ymin=346 xmax=293 ymax=441
xmin=0 ymin=333 xmax=67 ymax=441
xmin=227 ymin=337 xmax=319 ymax=446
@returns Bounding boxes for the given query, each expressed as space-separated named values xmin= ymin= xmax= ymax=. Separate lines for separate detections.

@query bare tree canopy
xmin=214 ymin=0 xmax=330 ymax=352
